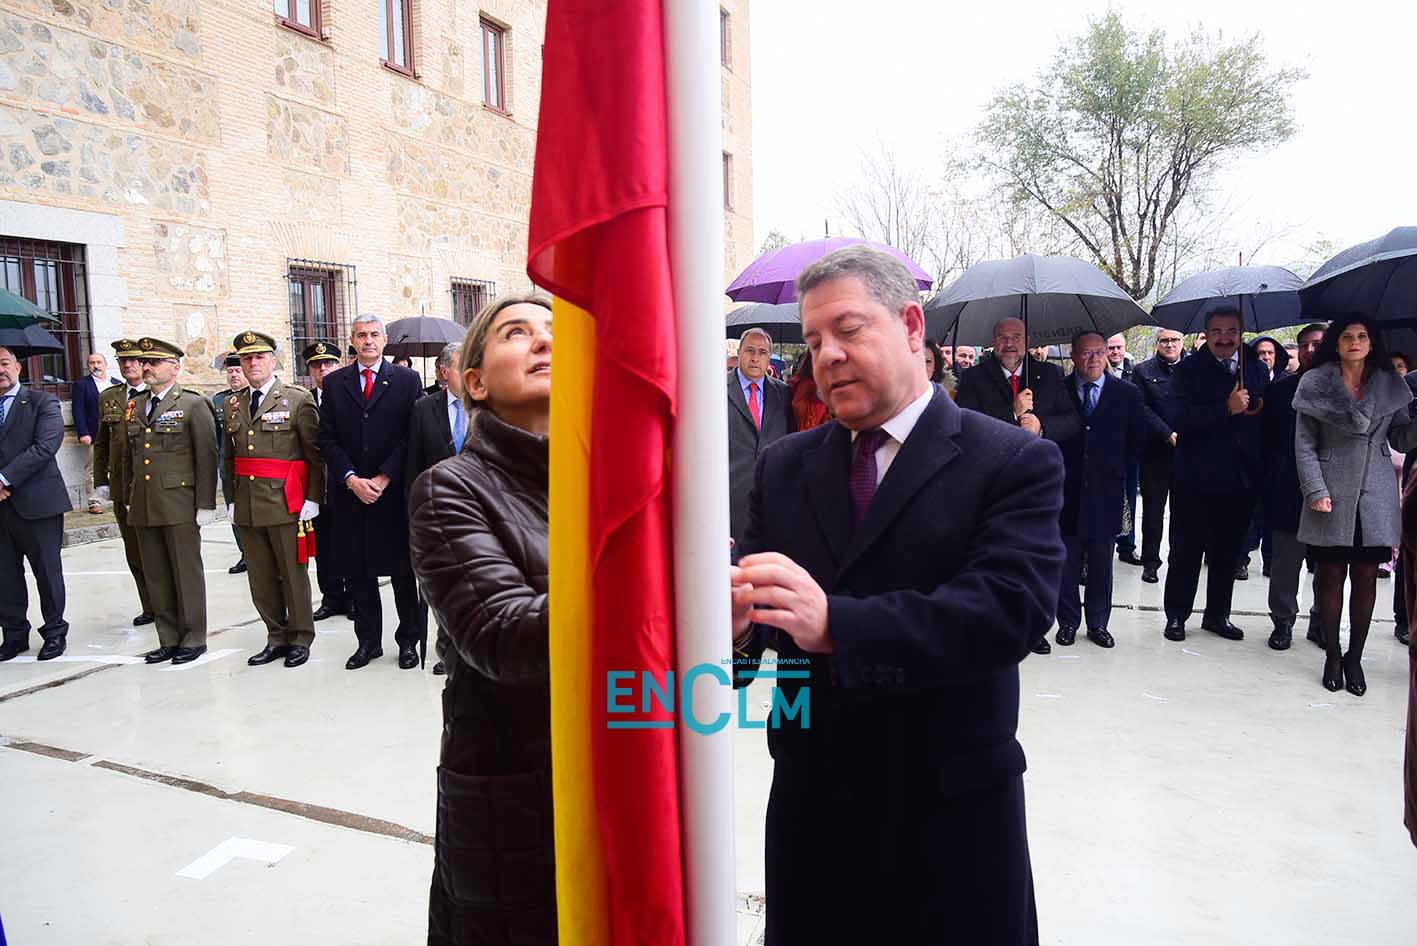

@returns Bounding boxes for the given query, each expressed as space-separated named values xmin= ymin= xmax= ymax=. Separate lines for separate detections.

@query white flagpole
xmin=663 ymin=1 xmax=735 ymax=945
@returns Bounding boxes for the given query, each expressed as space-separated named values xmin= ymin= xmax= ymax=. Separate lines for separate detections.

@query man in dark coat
xmin=1262 ymin=324 xmax=1325 ymax=650
xmin=1105 ymin=334 xmax=1144 ymax=564
xmin=0 ymin=346 xmax=72 ymax=661
xmin=728 ymin=326 xmax=794 ymax=553
xmin=732 ymin=247 xmax=1063 ymax=946
xmin=71 ymin=350 xmax=108 ymax=513
xmin=304 ymin=342 xmax=351 ymax=622
xmin=406 ymin=342 xmax=466 ymax=675
xmin=318 ymin=315 xmax=426 ymax=670
xmin=1161 ymin=309 xmax=1269 ymax=642
xmin=1054 ymin=332 xmax=1147 ymax=647
xmin=1131 ymin=329 xmax=1185 ymax=583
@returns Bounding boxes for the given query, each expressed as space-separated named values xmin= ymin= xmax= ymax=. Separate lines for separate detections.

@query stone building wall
xmin=720 ymin=0 xmax=754 ymax=285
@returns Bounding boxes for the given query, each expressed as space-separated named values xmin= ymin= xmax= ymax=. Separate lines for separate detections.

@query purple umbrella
xmin=725 ymin=237 xmax=933 ymax=304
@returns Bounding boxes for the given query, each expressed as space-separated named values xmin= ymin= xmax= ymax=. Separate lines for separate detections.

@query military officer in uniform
xmin=213 ymin=352 xmax=249 ymax=574
xmin=92 ymin=338 xmax=153 ymax=626
xmin=225 ymin=331 xmax=324 ymax=668
xmin=125 ymin=337 xmax=219 ymax=664
xmin=303 ymin=341 xmax=351 ymax=621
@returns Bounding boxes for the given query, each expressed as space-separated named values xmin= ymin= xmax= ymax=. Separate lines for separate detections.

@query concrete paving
xmin=1 ymin=528 xmax=1415 ymax=944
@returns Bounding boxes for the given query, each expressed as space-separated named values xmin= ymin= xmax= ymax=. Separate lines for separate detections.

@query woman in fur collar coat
xmin=1294 ymin=316 xmax=1417 ymax=696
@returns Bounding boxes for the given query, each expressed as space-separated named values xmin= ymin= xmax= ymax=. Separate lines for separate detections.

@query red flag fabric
xmin=528 ymin=2 xmax=684 ymax=945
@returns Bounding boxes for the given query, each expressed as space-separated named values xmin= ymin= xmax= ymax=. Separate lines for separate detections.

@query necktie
xmin=451 ymin=399 xmax=467 ymax=453
xmin=250 ymin=388 xmax=261 ymax=419
xmin=849 ymin=428 xmax=888 ymax=529
xmin=748 ymin=382 xmax=761 ymax=429
xmin=1009 ymin=373 xmax=1020 ymax=399
xmin=363 ymin=368 xmax=374 ymax=400
xmin=1227 ymin=358 xmax=1237 ymax=376
xmin=1084 ymin=382 xmax=1098 ymax=416
xmin=127 ymin=387 xmax=139 ymax=402
xmin=0 ymin=395 xmax=9 ymax=427
xmin=146 ymin=394 xmax=159 ymax=424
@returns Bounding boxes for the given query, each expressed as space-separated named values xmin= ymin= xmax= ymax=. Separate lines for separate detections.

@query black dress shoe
xmin=1032 ymin=637 xmax=1052 ymax=655
xmin=1268 ymin=625 xmax=1292 ymax=651
xmin=144 ymin=646 xmax=177 ymax=664
xmin=1322 ymin=652 xmax=1344 ymax=692
xmin=1087 ymin=628 xmax=1115 ymax=648
xmin=170 ymin=645 xmax=207 ymax=665
xmin=312 ymin=604 xmax=346 ymax=621
xmin=1163 ymin=619 xmax=1186 ymax=642
xmin=1234 ymin=563 xmax=1249 ymax=581
xmin=1342 ymin=652 xmax=1366 ymax=697
xmin=132 ymin=612 xmax=155 ymax=626
xmin=1141 ymin=564 xmax=1159 ymax=584
xmin=37 ymin=637 xmax=66 ymax=661
xmin=247 ymin=645 xmax=291 ymax=666
xmin=228 ymin=560 xmax=247 ymax=574
xmin=398 ymin=644 xmax=419 ymax=670
xmin=1306 ymin=621 xmax=1326 ymax=648
xmin=1398 ymin=626 xmax=1411 ymax=647
xmin=1055 ymin=626 xmax=1077 ymax=646
xmin=284 ymin=646 xmax=310 ymax=668
xmin=0 ymin=641 xmax=29 ymax=661
xmin=1117 ymin=550 xmax=1144 ymax=567
xmin=1202 ymin=620 xmax=1244 ymax=641
xmin=432 ymin=660 xmax=446 ymax=676
xmin=346 ymin=647 xmax=383 ymax=670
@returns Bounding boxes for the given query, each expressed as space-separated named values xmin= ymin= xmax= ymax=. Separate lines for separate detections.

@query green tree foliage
xmin=978 ymin=12 xmax=1305 ymax=300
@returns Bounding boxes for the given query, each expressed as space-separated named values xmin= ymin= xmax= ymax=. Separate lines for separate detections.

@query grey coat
xmin=1293 ymin=364 xmax=1417 ymax=548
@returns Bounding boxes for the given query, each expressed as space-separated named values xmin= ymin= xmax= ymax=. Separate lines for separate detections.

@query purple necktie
xmin=849 ymin=428 xmax=888 ymax=529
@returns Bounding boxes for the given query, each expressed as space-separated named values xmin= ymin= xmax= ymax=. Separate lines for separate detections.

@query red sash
xmin=233 ymin=457 xmax=307 ymax=516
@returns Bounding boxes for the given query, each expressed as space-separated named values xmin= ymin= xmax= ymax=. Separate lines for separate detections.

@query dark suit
xmin=72 ymin=374 xmax=101 ymax=439
xmin=406 ymin=388 xmax=460 ymax=662
xmin=737 ymin=389 xmax=1063 ymax=945
xmin=1057 ymin=374 xmax=1147 ymax=631
xmin=0 ymin=386 xmax=73 ymax=646
xmin=1163 ymin=345 xmax=1269 ymax=625
xmin=1131 ymin=354 xmax=1182 ymax=566
xmin=727 ymin=370 xmax=793 ymax=551
xmin=956 ymin=353 xmax=1082 ymax=444
xmin=309 ymin=385 xmax=347 ymax=613
xmin=318 ymin=359 xmax=425 ymax=652
xmin=1261 ymin=370 xmax=1317 ymax=630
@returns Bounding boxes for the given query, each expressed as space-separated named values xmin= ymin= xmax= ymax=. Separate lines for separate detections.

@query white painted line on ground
xmin=1054 ymin=654 xmax=1081 ymax=660
xmin=1035 ymin=693 xmax=1063 ymax=699
xmin=4 ymin=654 xmax=144 ymax=665
xmin=1181 ymin=648 xmax=1204 ymax=657
xmin=157 ymin=649 xmax=242 ymax=672
xmin=1142 ymin=693 xmax=1171 ymax=703
xmin=1309 ymin=702 xmax=1336 ymax=709
xmin=176 ymin=837 xmax=294 ymax=880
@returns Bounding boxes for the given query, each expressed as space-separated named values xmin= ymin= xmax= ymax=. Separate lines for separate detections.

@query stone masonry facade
xmin=1 ymin=0 xmax=753 ymax=415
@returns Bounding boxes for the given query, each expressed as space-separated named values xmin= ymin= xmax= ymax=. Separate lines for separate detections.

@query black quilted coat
xmin=408 ymin=409 xmax=555 ymax=946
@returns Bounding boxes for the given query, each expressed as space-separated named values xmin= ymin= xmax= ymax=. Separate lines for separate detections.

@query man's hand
xmin=1311 ymin=497 xmax=1333 ymax=513
xmin=348 ymin=476 xmax=382 ymax=505
xmin=299 ymin=500 xmax=320 ymax=520
xmin=730 ymin=565 xmax=755 ymax=644
xmin=0 ymin=486 xmax=10 ymax=502
xmin=1168 ymin=432 xmax=1178 ymax=447
xmin=736 ymin=552 xmax=831 ymax=653
xmin=1018 ymin=413 xmax=1042 ymax=436
xmin=79 ymin=435 xmax=92 ymax=445
xmin=371 ymin=473 xmax=391 ymax=492
xmin=1012 ymin=388 xmax=1034 ymax=418
xmin=1227 ymin=380 xmax=1250 ymax=415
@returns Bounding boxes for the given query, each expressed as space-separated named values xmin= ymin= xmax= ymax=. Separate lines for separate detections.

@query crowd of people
xmin=729 ymin=293 xmax=1417 ymax=697
xmin=5 ymin=243 xmax=1417 ymax=943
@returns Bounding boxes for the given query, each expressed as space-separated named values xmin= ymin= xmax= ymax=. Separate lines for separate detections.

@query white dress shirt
xmin=850 ymin=384 xmax=935 ymax=486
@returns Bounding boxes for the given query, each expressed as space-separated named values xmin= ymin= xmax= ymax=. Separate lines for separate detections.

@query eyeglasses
xmin=1074 ymin=350 xmax=1106 ymax=360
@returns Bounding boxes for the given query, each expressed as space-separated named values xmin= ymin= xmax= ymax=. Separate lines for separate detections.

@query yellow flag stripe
xmin=547 ymin=297 xmax=611 ymax=945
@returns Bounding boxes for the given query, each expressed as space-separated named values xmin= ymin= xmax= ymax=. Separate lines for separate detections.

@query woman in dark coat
xmin=408 ymin=293 xmax=556 ymax=946
xmin=1293 ymin=316 xmax=1417 ymax=695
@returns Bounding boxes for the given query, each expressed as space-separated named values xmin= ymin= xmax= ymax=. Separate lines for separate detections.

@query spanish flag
xmin=528 ymin=1 xmax=684 ymax=944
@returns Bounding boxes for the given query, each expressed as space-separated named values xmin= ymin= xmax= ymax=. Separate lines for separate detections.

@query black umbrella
xmin=0 ymin=324 xmax=64 ymax=358
xmin=384 ymin=316 xmax=466 ymax=358
xmin=924 ymin=254 xmax=1152 ymax=387
xmin=1301 ymin=227 xmax=1417 ymax=356
xmin=1153 ymin=265 xmax=1304 ymax=335
xmin=725 ymin=302 xmax=802 ymax=344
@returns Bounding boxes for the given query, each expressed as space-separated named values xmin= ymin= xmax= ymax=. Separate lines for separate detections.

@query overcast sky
xmin=747 ymin=0 xmax=1417 ymax=275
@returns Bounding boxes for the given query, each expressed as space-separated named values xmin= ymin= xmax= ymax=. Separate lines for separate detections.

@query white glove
xmin=299 ymin=501 xmax=320 ymax=520
xmin=226 ymin=504 xmax=236 ymax=519
xmin=196 ymin=507 xmax=217 ymax=527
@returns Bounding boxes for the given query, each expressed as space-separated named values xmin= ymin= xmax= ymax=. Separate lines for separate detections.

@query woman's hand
xmin=1310 ymin=497 xmax=1333 ymax=513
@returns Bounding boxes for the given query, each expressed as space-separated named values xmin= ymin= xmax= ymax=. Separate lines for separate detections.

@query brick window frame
xmin=380 ymin=0 xmax=416 ymax=77
xmin=481 ymin=17 xmax=509 ymax=114
xmin=275 ymin=0 xmax=323 ymax=40
xmin=0 ymin=236 xmax=92 ymax=399
xmin=722 ymin=152 xmax=734 ymax=211
xmin=450 ymin=277 xmax=496 ymax=326
xmin=287 ymin=259 xmax=357 ymax=385
xmin=720 ymin=8 xmax=731 ymax=68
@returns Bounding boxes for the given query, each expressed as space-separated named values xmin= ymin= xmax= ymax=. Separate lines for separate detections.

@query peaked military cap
xmin=111 ymin=338 xmax=143 ymax=358
xmin=233 ymin=330 xmax=277 ymax=355
xmin=134 ymin=336 xmax=184 ymax=359
xmin=223 ymin=352 xmax=242 ymax=368
xmin=302 ymin=340 xmax=340 ymax=364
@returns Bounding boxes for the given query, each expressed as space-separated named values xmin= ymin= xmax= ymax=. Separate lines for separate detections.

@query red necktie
xmin=748 ymin=382 xmax=761 ymax=429
xmin=362 ymin=368 xmax=374 ymax=400
xmin=1009 ymin=373 xmax=1020 ymax=399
